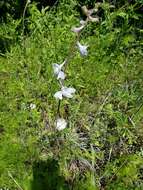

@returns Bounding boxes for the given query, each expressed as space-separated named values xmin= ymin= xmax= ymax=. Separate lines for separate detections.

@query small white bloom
xmin=56 ymin=118 xmax=67 ymax=131
xmin=61 ymin=86 xmax=76 ymax=98
xmin=81 ymin=6 xmax=94 ymax=17
xmin=52 ymin=61 xmax=66 ymax=80
xmin=77 ymin=41 xmax=88 ymax=56
xmin=57 ymin=71 xmax=65 ymax=80
xmin=52 ymin=63 xmax=63 ymax=75
xmin=54 ymin=86 xmax=76 ymax=100
xmin=29 ymin=103 xmax=36 ymax=110
xmin=54 ymin=91 xmax=63 ymax=100
xmin=81 ymin=6 xmax=89 ymax=16
xmin=80 ymin=20 xmax=87 ymax=26
xmin=71 ymin=25 xmax=85 ymax=33
xmin=88 ymin=16 xmax=99 ymax=23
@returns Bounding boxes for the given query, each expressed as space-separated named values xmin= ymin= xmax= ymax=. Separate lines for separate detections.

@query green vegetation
xmin=0 ymin=0 xmax=143 ymax=189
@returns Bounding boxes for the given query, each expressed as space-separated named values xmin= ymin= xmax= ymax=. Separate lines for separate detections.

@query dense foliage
xmin=0 ymin=0 xmax=143 ymax=189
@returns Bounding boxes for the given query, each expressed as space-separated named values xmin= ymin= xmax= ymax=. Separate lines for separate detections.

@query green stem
xmin=57 ymin=100 xmax=61 ymax=117
xmin=22 ymin=0 xmax=30 ymax=52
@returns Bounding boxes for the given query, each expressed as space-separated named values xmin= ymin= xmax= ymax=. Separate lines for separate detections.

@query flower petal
xmin=71 ymin=25 xmax=85 ymax=33
xmin=80 ymin=20 xmax=86 ymax=26
xmin=54 ymin=91 xmax=63 ymax=100
xmin=77 ymin=41 xmax=88 ymax=56
xmin=57 ymin=71 xmax=66 ymax=80
xmin=52 ymin=63 xmax=61 ymax=75
xmin=62 ymin=87 xmax=76 ymax=98
xmin=66 ymin=87 xmax=76 ymax=94
xmin=88 ymin=16 xmax=99 ymax=22
xmin=56 ymin=118 xmax=67 ymax=131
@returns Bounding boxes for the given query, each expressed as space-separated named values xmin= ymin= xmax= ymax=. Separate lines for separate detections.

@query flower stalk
xmin=52 ymin=5 xmax=100 ymax=131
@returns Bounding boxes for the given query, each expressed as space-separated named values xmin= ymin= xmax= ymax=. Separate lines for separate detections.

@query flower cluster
xmin=52 ymin=5 xmax=100 ymax=131
xmin=52 ymin=61 xmax=66 ymax=80
xmin=81 ymin=5 xmax=99 ymax=23
xmin=52 ymin=59 xmax=76 ymax=130
xmin=53 ymin=59 xmax=76 ymax=100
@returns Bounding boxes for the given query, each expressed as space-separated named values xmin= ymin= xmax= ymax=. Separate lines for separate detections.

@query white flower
xmin=61 ymin=86 xmax=76 ymax=98
xmin=71 ymin=25 xmax=85 ymax=33
xmin=80 ymin=20 xmax=87 ymax=26
xmin=29 ymin=103 xmax=36 ymax=110
xmin=54 ymin=86 xmax=76 ymax=100
xmin=77 ymin=41 xmax=88 ymax=56
xmin=81 ymin=6 xmax=94 ymax=17
xmin=57 ymin=71 xmax=65 ymax=80
xmin=81 ymin=6 xmax=90 ymax=16
xmin=53 ymin=63 xmax=60 ymax=75
xmin=52 ymin=61 xmax=66 ymax=80
xmin=52 ymin=63 xmax=63 ymax=75
xmin=56 ymin=118 xmax=67 ymax=131
xmin=54 ymin=91 xmax=63 ymax=100
xmin=88 ymin=16 xmax=99 ymax=23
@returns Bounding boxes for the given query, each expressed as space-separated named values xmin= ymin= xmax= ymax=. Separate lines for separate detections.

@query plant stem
xmin=22 ymin=0 xmax=30 ymax=53
xmin=22 ymin=0 xmax=30 ymax=37
xmin=57 ymin=100 xmax=61 ymax=117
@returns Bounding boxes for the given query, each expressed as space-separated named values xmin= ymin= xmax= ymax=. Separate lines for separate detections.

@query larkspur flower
xmin=62 ymin=86 xmax=76 ymax=98
xmin=56 ymin=118 xmax=67 ymax=131
xmin=81 ymin=6 xmax=91 ymax=16
xmin=88 ymin=16 xmax=99 ymax=23
xmin=80 ymin=20 xmax=87 ymax=26
xmin=71 ymin=25 xmax=85 ymax=33
xmin=57 ymin=71 xmax=65 ymax=80
xmin=52 ymin=61 xmax=66 ymax=80
xmin=81 ymin=6 xmax=94 ymax=17
xmin=54 ymin=86 xmax=76 ymax=100
xmin=77 ymin=41 xmax=88 ymax=56
xmin=54 ymin=91 xmax=63 ymax=100
xmin=53 ymin=63 xmax=62 ymax=75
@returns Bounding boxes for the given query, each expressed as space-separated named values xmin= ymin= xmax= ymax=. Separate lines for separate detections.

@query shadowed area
xmin=31 ymin=159 xmax=69 ymax=190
